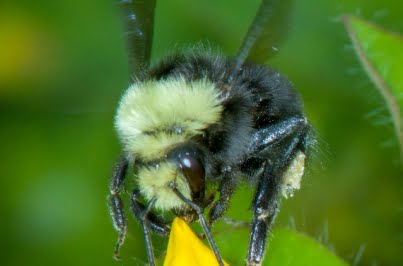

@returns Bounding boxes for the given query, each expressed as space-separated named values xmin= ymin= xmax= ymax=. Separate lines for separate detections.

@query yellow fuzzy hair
xmin=137 ymin=162 xmax=191 ymax=211
xmin=115 ymin=77 xmax=223 ymax=160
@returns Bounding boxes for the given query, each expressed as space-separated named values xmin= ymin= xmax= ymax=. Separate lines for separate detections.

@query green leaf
xmin=343 ymin=15 xmax=403 ymax=158
xmin=264 ymin=228 xmax=348 ymax=266
xmin=215 ymin=226 xmax=347 ymax=266
xmin=165 ymin=217 xmax=346 ymax=266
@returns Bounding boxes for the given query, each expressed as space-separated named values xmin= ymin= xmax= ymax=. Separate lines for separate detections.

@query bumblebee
xmin=109 ymin=0 xmax=312 ymax=265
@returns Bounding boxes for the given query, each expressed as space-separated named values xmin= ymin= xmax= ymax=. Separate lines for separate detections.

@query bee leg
xmin=108 ymin=156 xmax=129 ymax=260
xmin=131 ymin=189 xmax=170 ymax=236
xmin=247 ymin=132 xmax=303 ymax=266
xmin=249 ymin=116 xmax=308 ymax=155
xmin=247 ymin=162 xmax=280 ymax=266
xmin=209 ymin=117 xmax=309 ymax=236
xmin=169 ymin=184 xmax=225 ymax=266
xmin=133 ymin=196 xmax=158 ymax=266
xmin=208 ymin=170 xmax=238 ymax=227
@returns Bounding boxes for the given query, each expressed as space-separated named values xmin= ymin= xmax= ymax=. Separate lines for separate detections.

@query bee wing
xmin=228 ymin=0 xmax=293 ymax=81
xmin=245 ymin=0 xmax=293 ymax=64
xmin=118 ymin=0 xmax=156 ymax=81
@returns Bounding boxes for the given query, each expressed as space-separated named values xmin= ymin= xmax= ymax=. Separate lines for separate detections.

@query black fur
xmin=148 ymin=50 xmax=304 ymax=181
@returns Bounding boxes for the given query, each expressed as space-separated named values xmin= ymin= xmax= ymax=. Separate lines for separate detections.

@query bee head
xmin=115 ymin=77 xmax=222 ymax=211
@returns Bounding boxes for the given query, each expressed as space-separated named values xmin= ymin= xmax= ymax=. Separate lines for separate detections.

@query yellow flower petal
xmin=164 ymin=218 xmax=228 ymax=266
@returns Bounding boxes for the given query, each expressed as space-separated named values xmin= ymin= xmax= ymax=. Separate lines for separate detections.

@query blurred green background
xmin=0 ymin=0 xmax=402 ymax=265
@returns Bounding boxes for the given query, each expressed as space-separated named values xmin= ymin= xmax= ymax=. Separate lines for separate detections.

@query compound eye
xmin=178 ymin=154 xmax=205 ymax=196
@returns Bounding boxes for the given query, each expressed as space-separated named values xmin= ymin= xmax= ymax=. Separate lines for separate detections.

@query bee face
xmin=134 ymin=143 xmax=207 ymax=212
xmin=114 ymin=76 xmax=222 ymax=212
xmin=136 ymin=160 xmax=191 ymax=210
